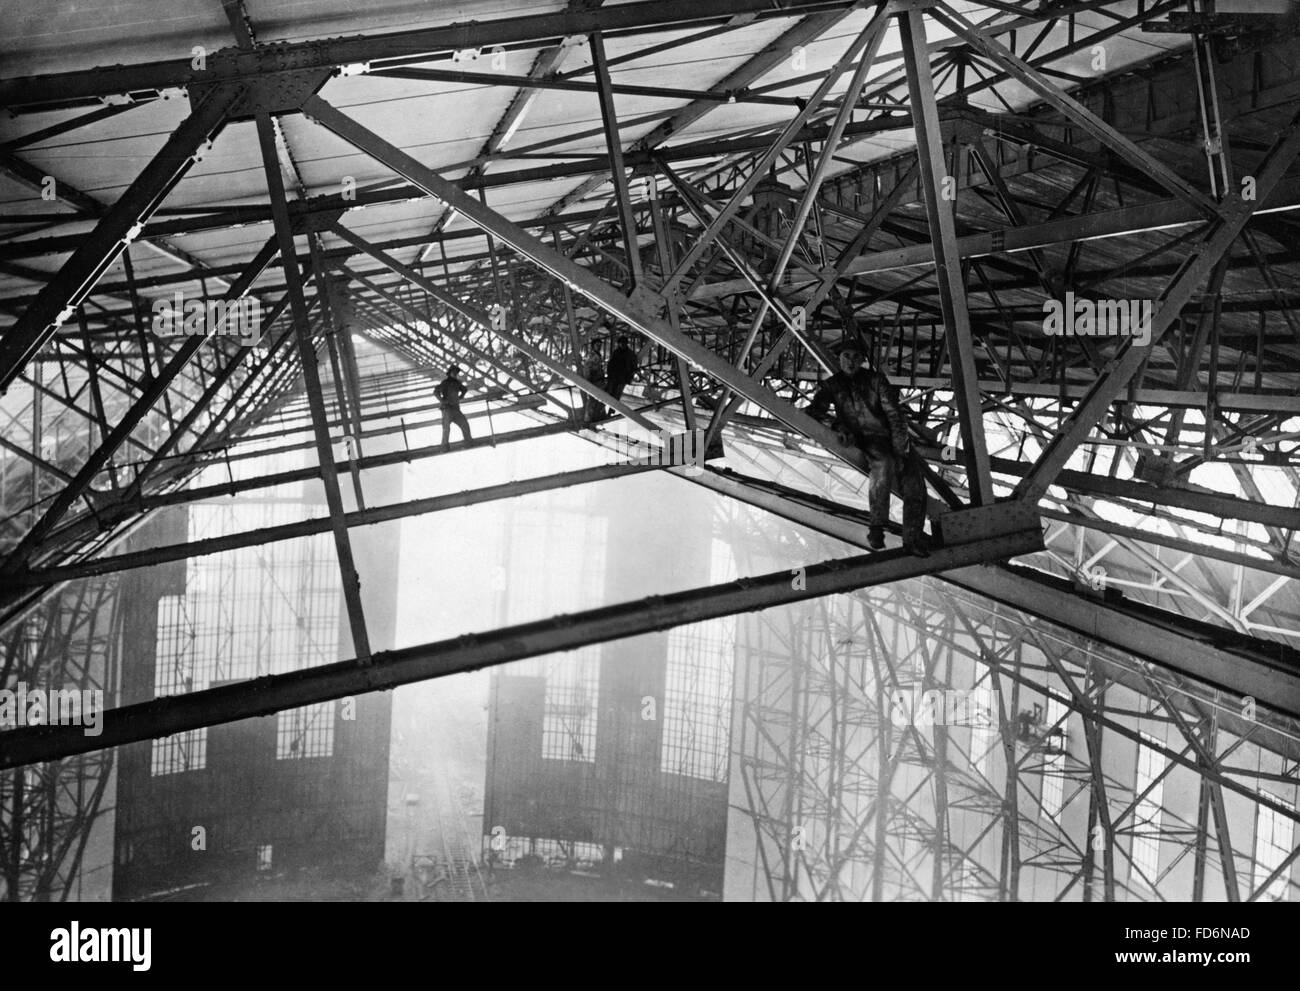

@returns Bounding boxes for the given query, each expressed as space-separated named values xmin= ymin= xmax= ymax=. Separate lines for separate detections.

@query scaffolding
xmin=728 ymin=562 xmax=1300 ymax=901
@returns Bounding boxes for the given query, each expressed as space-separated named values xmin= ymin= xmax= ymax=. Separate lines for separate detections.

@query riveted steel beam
xmin=12 ymin=463 xmax=655 ymax=589
xmin=0 ymin=85 xmax=239 ymax=394
xmin=899 ymin=5 xmax=993 ymax=505
xmin=1014 ymin=103 xmax=1300 ymax=501
xmin=301 ymin=95 xmax=872 ymax=475
xmin=0 ymin=0 xmax=861 ymax=112
xmin=0 ymin=526 xmax=1044 ymax=770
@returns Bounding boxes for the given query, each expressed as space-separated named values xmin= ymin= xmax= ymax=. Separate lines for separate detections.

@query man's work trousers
xmin=441 ymin=405 xmax=471 ymax=447
xmin=858 ymin=433 xmax=927 ymax=542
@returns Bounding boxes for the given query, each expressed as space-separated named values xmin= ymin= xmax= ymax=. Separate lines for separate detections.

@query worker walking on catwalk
xmin=437 ymin=363 xmax=471 ymax=451
xmin=606 ymin=334 xmax=639 ymax=403
xmin=805 ymin=341 xmax=930 ymax=557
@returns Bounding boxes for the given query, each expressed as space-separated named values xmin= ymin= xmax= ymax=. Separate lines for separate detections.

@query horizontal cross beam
xmin=0 ymin=525 xmax=1044 ymax=770
xmin=0 ymin=0 xmax=858 ymax=111
xmin=301 ymin=94 xmax=873 ymax=477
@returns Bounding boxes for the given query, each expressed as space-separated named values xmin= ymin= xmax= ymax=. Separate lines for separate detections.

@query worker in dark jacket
xmin=606 ymin=335 xmax=639 ymax=402
xmin=584 ymin=341 xmax=608 ymax=421
xmin=806 ymin=342 xmax=929 ymax=556
xmin=437 ymin=364 xmax=471 ymax=451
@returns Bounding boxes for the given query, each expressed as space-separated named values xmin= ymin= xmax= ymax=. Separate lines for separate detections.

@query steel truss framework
xmin=1 ymin=0 xmax=1299 ymax=899
xmin=729 ymin=564 xmax=1300 ymax=902
xmin=719 ymin=489 xmax=1299 ymax=902
xmin=0 ymin=575 xmax=117 ymax=901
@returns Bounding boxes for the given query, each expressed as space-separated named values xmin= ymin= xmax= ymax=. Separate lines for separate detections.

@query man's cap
xmin=834 ymin=339 xmax=865 ymax=355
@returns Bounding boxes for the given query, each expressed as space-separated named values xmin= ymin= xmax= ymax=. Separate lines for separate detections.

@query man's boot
xmin=903 ymin=529 xmax=930 ymax=558
xmin=867 ymin=526 xmax=886 ymax=551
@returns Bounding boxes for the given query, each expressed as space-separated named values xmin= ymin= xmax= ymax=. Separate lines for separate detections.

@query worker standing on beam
xmin=584 ymin=340 xmax=608 ymax=422
xmin=437 ymin=363 xmax=472 ymax=451
xmin=805 ymin=341 xmax=930 ymax=557
xmin=606 ymin=334 xmax=639 ymax=403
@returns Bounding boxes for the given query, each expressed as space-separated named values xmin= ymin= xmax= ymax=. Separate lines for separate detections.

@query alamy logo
xmin=889 ymin=686 xmax=996 ymax=728
xmin=0 ymin=682 xmax=103 ymax=737
xmin=152 ymin=291 xmax=262 ymax=346
xmin=50 ymin=923 xmax=151 ymax=971
xmin=1042 ymin=292 xmax=1153 ymax=346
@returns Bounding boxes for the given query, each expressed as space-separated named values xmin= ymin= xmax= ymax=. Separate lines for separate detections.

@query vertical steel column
xmin=1191 ymin=711 xmax=1217 ymax=902
xmin=648 ymin=178 xmax=697 ymax=431
xmin=589 ymin=31 xmax=644 ymax=289
xmin=1080 ymin=681 xmax=1116 ymax=900
xmin=898 ymin=6 xmax=993 ymax=505
xmin=311 ymin=238 xmax=368 ymax=510
xmin=255 ymin=112 xmax=372 ymax=662
xmin=120 ymin=248 xmax=157 ymax=383
xmin=551 ymin=229 xmax=585 ymax=376
xmin=926 ymin=625 xmax=951 ymax=900
xmin=870 ymin=631 xmax=890 ymax=902
xmin=1209 ymin=778 xmax=1241 ymax=902
xmin=991 ymin=647 xmax=1021 ymax=901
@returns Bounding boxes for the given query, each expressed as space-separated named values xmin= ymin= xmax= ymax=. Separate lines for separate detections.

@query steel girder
xmin=344 ymin=270 xmax=551 ymax=403
xmin=0 ymin=114 xmax=940 ymax=268
xmin=7 ymin=112 xmax=1298 ymax=275
xmin=248 ymin=108 xmax=373 ymax=662
xmin=0 ymin=0 xmax=1294 ymax=769
xmin=722 ymin=504 xmax=1299 ymax=900
xmin=324 ymin=223 xmax=636 ymax=426
xmin=0 ymin=298 xmax=319 ymax=628
xmin=113 ymin=419 xmax=572 ymax=514
xmin=677 ymin=464 xmax=1300 ymax=720
xmin=1007 ymin=126 xmax=1300 ymax=501
xmin=0 ymin=86 xmax=239 ymax=394
xmin=0 ymin=523 xmax=1044 ymax=770
xmin=10 ymin=463 xmax=657 ymax=590
xmin=707 ymin=390 xmax=1300 ymax=643
xmin=731 ymin=582 xmax=1037 ymax=901
xmin=703 ymin=409 xmax=1297 ymax=901
xmin=0 ymin=237 xmax=291 ymax=581
xmin=0 ymin=576 xmax=118 ymax=901
xmin=0 ymin=0 xmax=862 ymax=112
xmin=898 ymin=5 xmax=993 ymax=505
xmin=933 ymin=6 xmax=1219 ymax=220
xmin=299 ymin=93 xmax=882 ymax=479
xmin=989 ymin=458 xmax=1300 ymax=533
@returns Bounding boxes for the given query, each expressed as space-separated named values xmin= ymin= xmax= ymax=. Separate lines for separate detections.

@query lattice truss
xmin=723 ymin=503 xmax=1300 ymax=901
xmin=0 ymin=576 xmax=118 ymax=901
xmin=149 ymin=490 xmax=343 ymax=776
xmin=1 ymin=0 xmax=1299 ymax=899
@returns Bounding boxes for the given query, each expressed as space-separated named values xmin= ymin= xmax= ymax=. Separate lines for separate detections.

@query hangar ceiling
xmin=1 ymin=0 xmax=1298 ymax=766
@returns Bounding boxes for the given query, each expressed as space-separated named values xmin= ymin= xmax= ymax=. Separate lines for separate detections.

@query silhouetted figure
xmin=606 ymin=335 xmax=639 ymax=402
xmin=806 ymin=342 xmax=929 ymax=556
xmin=437 ymin=364 xmax=471 ymax=451
xmin=584 ymin=341 xmax=607 ymax=421
xmin=747 ymin=173 xmax=792 ymax=276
